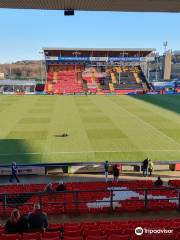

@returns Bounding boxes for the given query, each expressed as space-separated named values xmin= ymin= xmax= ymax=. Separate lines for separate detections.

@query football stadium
xmin=1 ymin=48 xmax=180 ymax=164
xmin=0 ymin=2 xmax=180 ymax=240
xmin=1 ymin=94 xmax=180 ymax=164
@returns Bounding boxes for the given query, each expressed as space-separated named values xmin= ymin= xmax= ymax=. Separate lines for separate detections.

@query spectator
xmin=142 ymin=158 xmax=148 ymax=177
xmin=5 ymin=209 xmax=28 ymax=233
xmin=148 ymin=159 xmax=154 ymax=176
xmin=18 ymin=214 xmax=29 ymax=233
xmin=113 ymin=164 xmax=119 ymax=182
xmin=44 ymin=183 xmax=53 ymax=193
xmin=28 ymin=203 xmax=48 ymax=232
xmin=9 ymin=162 xmax=20 ymax=183
xmin=154 ymin=177 xmax=163 ymax=187
xmin=104 ymin=160 xmax=109 ymax=182
xmin=56 ymin=181 xmax=66 ymax=192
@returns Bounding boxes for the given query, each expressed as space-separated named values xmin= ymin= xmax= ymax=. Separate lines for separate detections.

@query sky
xmin=0 ymin=9 xmax=180 ymax=63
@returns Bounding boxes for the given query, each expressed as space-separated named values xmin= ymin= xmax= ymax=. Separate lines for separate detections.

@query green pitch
xmin=0 ymin=94 xmax=180 ymax=164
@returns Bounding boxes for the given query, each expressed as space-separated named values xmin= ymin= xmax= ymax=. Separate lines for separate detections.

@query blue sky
xmin=0 ymin=9 xmax=180 ymax=63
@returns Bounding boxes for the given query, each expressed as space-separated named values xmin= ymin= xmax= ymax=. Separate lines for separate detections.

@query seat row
xmin=0 ymin=218 xmax=180 ymax=240
xmin=0 ymin=181 xmax=156 ymax=194
xmin=0 ymin=180 xmax=178 ymax=216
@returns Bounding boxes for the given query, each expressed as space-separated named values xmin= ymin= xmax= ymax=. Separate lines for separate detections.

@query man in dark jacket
xmin=104 ymin=160 xmax=109 ymax=182
xmin=28 ymin=203 xmax=48 ymax=232
xmin=113 ymin=164 xmax=119 ymax=182
xmin=154 ymin=177 xmax=163 ymax=187
xmin=142 ymin=158 xmax=148 ymax=177
xmin=9 ymin=162 xmax=20 ymax=183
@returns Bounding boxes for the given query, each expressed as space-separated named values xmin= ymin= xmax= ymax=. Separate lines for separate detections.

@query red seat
xmin=22 ymin=232 xmax=40 ymax=239
xmin=83 ymin=230 xmax=102 ymax=237
xmin=83 ymin=226 xmax=98 ymax=232
xmin=105 ymin=229 xmax=123 ymax=236
xmin=86 ymin=235 xmax=107 ymax=240
xmin=43 ymin=231 xmax=60 ymax=238
xmin=64 ymin=230 xmax=82 ymax=237
xmin=0 ymin=234 xmax=20 ymax=240
xmin=153 ymin=234 xmax=175 ymax=240
xmin=64 ymin=226 xmax=81 ymax=231
xmin=47 ymin=223 xmax=62 ymax=231
xmin=107 ymin=235 xmax=129 ymax=240
xmin=64 ymin=223 xmax=80 ymax=231
xmin=63 ymin=237 xmax=82 ymax=240
xmin=41 ymin=238 xmax=60 ymax=240
xmin=132 ymin=235 xmax=154 ymax=240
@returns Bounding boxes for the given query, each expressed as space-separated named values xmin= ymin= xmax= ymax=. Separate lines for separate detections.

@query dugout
xmin=0 ymin=80 xmax=36 ymax=94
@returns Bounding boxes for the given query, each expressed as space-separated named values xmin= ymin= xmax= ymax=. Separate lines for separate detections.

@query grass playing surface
xmin=0 ymin=94 xmax=180 ymax=164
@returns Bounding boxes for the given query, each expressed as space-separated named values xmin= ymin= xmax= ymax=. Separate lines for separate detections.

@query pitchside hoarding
xmin=0 ymin=167 xmax=45 ymax=175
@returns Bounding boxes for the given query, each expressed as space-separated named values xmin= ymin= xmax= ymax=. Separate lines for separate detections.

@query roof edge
xmin=43 ymin=47 xmax=156 ymax=52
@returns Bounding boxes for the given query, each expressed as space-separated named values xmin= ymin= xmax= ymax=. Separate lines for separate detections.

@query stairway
xmin=109 ymin=83 xmax=114 ymax=92
xmin=111 ymin=73 xmax=117 ymax=83
xmin=133 ymin=72 xmax=142 ymax=84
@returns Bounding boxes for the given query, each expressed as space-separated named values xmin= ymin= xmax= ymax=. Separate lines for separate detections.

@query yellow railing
xmin=109 ymin=83 xmax=114 ymax=92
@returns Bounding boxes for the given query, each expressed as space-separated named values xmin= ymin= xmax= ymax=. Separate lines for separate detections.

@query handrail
xmin=0 ymin=186 xmax=179 ymax=216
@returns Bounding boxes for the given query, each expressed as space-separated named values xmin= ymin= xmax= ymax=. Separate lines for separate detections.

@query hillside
xmin=0 ymin=60 xmax=45 ymax=80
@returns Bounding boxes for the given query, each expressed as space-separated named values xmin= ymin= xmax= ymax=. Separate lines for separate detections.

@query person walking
xmin=9 ymin=162 xmax=20 ymax=183
xmin=104 ymin=160 xmax=109 ymax=182
xmin=113 ymin=164 xmax=119 ymax=182
xmin=142 ymin=158 xmax=148 ymax=177
xmin=148 ymin=159 xmax=154 ymax=176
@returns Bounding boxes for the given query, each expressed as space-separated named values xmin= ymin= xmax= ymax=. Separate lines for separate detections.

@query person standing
xmin=28 ymin=203 xmax=48 ymax=232
xmin=104 ymin=160 xmax=109 ymax=182
xmin=113 ymin=164 xmax=119 ymax=182
xmin=142 ymin=158 xmax=148 ymax=177
xmin=9 ymin=162 xmax=20 ymax=183
xmin=148 ymin=159 xmax=154 ymax=176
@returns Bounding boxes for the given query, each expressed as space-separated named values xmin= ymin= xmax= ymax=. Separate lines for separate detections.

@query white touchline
xmin=0 ymin=149 xmax=180 ymax=156
xmin=115 ymin=103 xmax=180 ymax=148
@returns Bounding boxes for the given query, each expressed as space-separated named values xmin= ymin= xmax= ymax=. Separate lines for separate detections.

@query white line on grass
xmin=0 ymin=149 xmax=180 ymax=156
xmin=115 ymin=102 xmax=180 ymax=148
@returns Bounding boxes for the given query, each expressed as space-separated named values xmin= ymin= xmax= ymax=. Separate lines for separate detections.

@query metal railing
xmin=0 ymin=187 xmax=180 ymax=216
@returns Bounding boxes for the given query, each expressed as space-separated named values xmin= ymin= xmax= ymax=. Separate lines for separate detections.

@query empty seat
xmin=63 ymin=237 xmax=82 ymax=240
xmin=43 ymin=231 xmax=60 ymax=238
xmin=22 ymin=232 xmax=40 ymax=240
xmin=0 ymin=234 xmax=20 ymax=240
xmin=108 ymin=235 xmax=129 ymax=240
xmin=64 ymin=230 xmax=82 ymax=237
xmin=41 ymin=238 xmax=60 ymax=240
xmin=86 ymin=235 xmax=107 ymax=240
